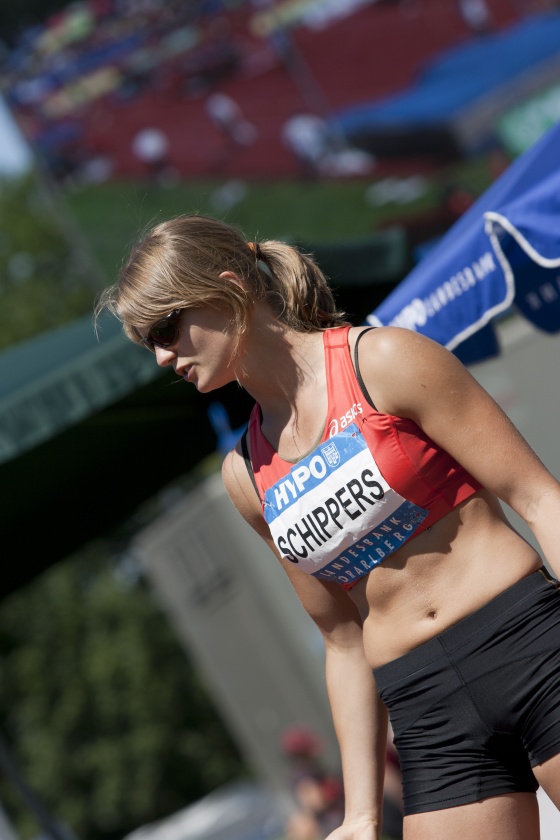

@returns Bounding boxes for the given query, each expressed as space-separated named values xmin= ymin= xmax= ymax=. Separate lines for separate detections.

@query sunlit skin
xmin=146 ymin=304 xmax=244 ymax=394
xmin=142 ymin=273 xmax=560 ymax=840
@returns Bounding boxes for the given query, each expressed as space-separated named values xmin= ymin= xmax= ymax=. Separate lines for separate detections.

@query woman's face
xmin=142 ymin=304 xmax=243 ymax=393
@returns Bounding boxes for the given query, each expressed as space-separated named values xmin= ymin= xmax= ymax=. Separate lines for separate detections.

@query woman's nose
xmin=154 ymin=345 xmax=176 ymax=367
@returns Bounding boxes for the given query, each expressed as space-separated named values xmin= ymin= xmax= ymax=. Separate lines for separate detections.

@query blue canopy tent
xmin=332 ymin=12 xmax=560 ymax=159
xmin=367 ymin=121 xmax=560 ymax=365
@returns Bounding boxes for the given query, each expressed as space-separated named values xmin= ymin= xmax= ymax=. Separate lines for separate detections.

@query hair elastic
xmin=247 ymin=241 xmax=273 ymax=279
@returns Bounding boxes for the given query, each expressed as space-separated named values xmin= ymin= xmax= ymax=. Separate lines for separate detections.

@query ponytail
xmin=247 ymin=239 xmax=349 ymax=332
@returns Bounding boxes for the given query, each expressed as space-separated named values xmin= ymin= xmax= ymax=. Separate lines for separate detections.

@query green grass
xmin=0 ymin=153 xmax=497 ymax=350
xmin=63 ymin=155 xmax=496 ymax=286
xmin=63 ymin=178 xmax=399 ymax=282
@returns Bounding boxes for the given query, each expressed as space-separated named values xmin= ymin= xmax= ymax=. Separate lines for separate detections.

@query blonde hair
xmin=94 ymin=214 xmax=349 ymax=344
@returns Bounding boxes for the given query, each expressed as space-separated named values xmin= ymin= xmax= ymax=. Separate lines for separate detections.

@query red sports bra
xmin=243 ymin=326 xmax=482 ymax=587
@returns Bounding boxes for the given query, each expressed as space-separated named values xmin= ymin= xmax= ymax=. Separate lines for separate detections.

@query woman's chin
xmin=196 ymin=370 xmax=237 ymax=393
xmin=194 ymin=376 xmax=221 ymax=394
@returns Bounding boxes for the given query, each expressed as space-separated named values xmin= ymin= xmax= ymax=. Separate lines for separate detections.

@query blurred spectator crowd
xmin=0 ymin=0 xmax=554 ymax=184
xmin=1 ymin=0 xmax=255 ymax=180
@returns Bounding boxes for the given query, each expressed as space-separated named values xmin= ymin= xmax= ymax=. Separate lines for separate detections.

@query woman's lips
xmin=177 ymin=364 xmax=193 ymax=381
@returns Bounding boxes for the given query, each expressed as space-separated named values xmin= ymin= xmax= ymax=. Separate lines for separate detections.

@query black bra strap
xmin=353 ymin=327 xmax=378 ymax=410
xmin=240 ymin=428 xmax=262 ymax=501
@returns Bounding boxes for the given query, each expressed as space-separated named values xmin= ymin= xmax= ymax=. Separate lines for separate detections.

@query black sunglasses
xmin=140 ymin=309 xmax=183 ymax=353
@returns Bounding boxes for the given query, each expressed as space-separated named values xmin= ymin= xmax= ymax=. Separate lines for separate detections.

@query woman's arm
xmin=323 ymin=628 xmax=388 ymax=840
xmin=222 ymin=448 xmax=387 ymax=840
xmin=356 ymin=326 xmax=560 ymax=576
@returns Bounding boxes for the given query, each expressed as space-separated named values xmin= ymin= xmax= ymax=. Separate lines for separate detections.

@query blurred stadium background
xmin=1 ymin=1 xmax=560 ymax=839
xmin=0 ymin=0 xmax=535 ymax=180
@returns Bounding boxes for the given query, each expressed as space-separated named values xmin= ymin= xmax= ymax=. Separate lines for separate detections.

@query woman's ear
xmin=219 ymin=270 xmax=244 ymax=288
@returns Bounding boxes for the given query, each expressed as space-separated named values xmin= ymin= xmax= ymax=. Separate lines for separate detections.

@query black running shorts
xmin=373 ymin=568 xmax=560 ymax=815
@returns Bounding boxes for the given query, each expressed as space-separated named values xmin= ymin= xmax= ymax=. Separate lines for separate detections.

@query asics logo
xmin=328 ymin=403 xmax=362 ymax=436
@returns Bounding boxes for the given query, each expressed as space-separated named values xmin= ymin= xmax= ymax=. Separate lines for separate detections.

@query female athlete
xmin=95 ymin=214 xmax=560 ymax=840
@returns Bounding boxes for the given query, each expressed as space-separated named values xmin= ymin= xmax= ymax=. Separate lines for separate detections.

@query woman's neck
xmin=237 ymin=309 xmax=330 ymax=458
xmin=240 ymin=322 xmax=325 ymax=412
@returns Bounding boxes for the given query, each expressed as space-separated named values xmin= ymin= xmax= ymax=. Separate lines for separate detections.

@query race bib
xmin=264 ymin=424 xmax=429 ymax=585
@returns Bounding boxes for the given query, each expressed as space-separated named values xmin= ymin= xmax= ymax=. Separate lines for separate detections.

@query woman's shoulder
xmin=222 ymin=441 xmax=251 ymax=504
xmin=350 ymin=324 xmax=440 ymax=355
xmin=350 ymin=326 xmax=470 ymax=419
xmin=222 ymin=439 xmax=267 ymax=535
